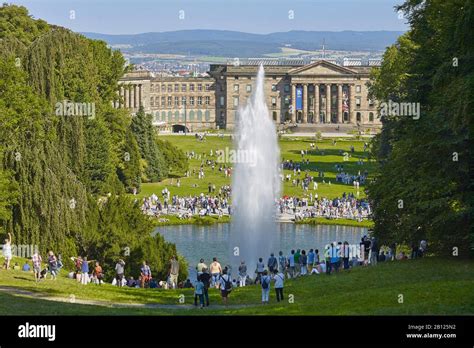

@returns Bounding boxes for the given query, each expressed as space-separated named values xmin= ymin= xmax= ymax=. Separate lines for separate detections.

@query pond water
xmin=154 ymin=223 xmax=368 ymax=280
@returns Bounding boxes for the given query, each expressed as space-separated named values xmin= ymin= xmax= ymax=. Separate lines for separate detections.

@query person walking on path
xmin=169 ymin=256 xmax=180 ymax=289
xmin=261 ymin=270 xmax=271 ymax=304
xmin=273 ymin=269 xmax=284 ymax=302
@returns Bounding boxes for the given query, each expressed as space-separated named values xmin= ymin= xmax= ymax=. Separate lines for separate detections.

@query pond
xmin=154 ymin=223 xmax=368 ymax=280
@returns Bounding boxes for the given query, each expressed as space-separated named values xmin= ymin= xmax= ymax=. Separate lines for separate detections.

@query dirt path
xmin=0 ymin=285 xmax=250 ymax=310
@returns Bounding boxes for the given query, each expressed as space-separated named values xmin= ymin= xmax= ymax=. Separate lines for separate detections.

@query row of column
xmin=290 ymin=83 xmax=354 ymax=124
xmin=115 ymin=84 xmax=143 ymax=109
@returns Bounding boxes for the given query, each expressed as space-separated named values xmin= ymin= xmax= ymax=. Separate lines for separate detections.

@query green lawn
xmin=138 ymin=135 xmax=373 ymax=201
xmin=1 ymin=257 xmax=472 ymax=315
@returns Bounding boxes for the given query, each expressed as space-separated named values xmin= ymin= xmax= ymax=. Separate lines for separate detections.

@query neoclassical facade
xmin=117 ymin=59 xmax=381 ymax=131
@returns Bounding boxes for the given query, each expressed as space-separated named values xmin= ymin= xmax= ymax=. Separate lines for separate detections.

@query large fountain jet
xmin=230 ymin=65 xmax=281 ymax=275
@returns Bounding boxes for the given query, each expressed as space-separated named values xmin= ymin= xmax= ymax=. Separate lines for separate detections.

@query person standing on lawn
xmin=3 ymin=233 xmax=12 ymax=270
xmin=32 ymin=251 xmax=42 ymax=282
xmin=267 ymin=253 xmax=278 ymax=273
xmin=261 ymin=270 xmax=271 ymax=304
xmin=209 ymin=257 xmax=222 ymax=288
xmin=219 ymin=268 xmax=232 ymax=306
xmin=238 ymin=260 xmax=247 ymax=287
xmin=273 ymin=269 xmax=285 ymax=302
xmin=198 ymin=267 xmax=211 ymax=307
xmin=169 ymin=255 xmax=180 ymax=289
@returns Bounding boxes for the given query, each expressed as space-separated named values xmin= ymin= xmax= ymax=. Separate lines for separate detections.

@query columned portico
xmin=325 ymin=84 xmax=331 ymax=123
xmin=349 ymin=84 xmax=355 ymax=124
xmin=337 ymin=84 xmax=343 ymax=124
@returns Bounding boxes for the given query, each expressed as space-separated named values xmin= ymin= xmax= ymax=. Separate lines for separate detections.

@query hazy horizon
xmin=7 ymin=0 xmax=409 ymax=35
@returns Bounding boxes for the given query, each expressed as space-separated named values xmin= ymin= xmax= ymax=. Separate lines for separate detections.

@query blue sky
xmin=8 ymin=0 xmax=408 ymax=34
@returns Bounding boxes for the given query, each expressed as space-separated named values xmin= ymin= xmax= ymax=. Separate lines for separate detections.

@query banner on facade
xmin=296 ymin=86 xmax=303 ymax=110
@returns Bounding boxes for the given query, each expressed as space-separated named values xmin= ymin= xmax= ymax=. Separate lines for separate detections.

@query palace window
xmin=162 ymin=84 xmax=166 ymax=92
xmin=167 ymin=85 xmax=172 ymax=93
xmin=197 ymin=84 xmax=203 ymax=91
xmin=205 ymin=110 xmax=211 ymax=121
xmin=233 ymin=96 xmax=239 ymax=107
xmin=368 ymin=98 xmax=374 ymax=106
xmin=161 ymin=96 xmax=165 ymax=107
xmin=174 ymin=84 xmax=179 ymax=92
xmin=167 ymin=96 xmax=172 ymax=107
xmin=181 ymin=96 xmax=186 ymax=105
xmin=284 ymin=84 xmax=290 ymax=93
xmin=150 ymin=84 xmax=154 ymax=93
xmin=220 ymin=96 xmax=225 ymax=106
xmin=369 ymin=112 xmax=374 ymax=122
xmin=205 ymin=96 xmax=210 ymax=105
xmin=190 ymin=84 xmax=195 ymax=92
xmin=174 ymin=96 xmax=179 ymax=106
xmin=181 ymin=84 xmax=187 ymax=92
xmin=205 ymin=84 xmax=210 ymax=91
xmin=190 ymin=96 xmax=195 ymax=106
xmin=150 ymin=97 xmax=154 ymax=107
xmin=284 ymin=95 xmax=290 ymax=105
xmin=356 ymin=85 xmax=361 ymax=93
xmin=356 ymin=112 xmax=361 ymax=122
xmin=272 ymin=111 xmax=277 ymax=121
xmin=197 ymin=96 xmax=203 ymax=105
xmin=246 ymin=84 xmax=252 ymax=93
xmin=271 ymin=84 xmax=277 ymax=91
xmin=271 ymin=97 xmax=277 ymax=108
xmin=356 ymin=97 xmax=361 ymax=107
xmin=234 ymin=84 xmax=239 ymax=92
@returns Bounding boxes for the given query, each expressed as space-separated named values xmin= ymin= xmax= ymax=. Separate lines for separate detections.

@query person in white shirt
xmin=273 ymin=270 xmax=285 ymax=302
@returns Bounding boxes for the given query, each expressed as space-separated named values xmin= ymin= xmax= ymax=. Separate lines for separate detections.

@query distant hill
xmin=82 ymin=29 xmax=404 ymax=57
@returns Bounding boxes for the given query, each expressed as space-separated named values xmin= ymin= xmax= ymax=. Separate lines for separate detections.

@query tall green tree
xmin=367 ymin=0 xmax=472 ymax=256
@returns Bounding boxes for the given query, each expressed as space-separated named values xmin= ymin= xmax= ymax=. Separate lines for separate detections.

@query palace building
xmin=117 ymin=59 xmax=381 ymax=131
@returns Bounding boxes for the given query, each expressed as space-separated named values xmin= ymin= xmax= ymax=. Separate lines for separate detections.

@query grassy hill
xmin=0 ymin=257 xmax=472 ymax=315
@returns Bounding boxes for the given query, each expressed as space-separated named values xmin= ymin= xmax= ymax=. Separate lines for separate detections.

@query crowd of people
xmin=3 ymin=230 xmax=428 ymax=308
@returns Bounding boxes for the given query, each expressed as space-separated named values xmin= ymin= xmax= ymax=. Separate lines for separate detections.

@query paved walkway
xmin=0 ymin=286 xmax=250 ymax=310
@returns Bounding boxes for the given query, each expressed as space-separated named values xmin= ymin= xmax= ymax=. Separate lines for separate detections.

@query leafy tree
xmin=367 ymin=0 xmax=472 ymax=256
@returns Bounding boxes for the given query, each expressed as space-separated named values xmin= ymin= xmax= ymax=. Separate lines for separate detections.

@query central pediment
xmin=289 ymin=60 xmax=356 ymax=76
